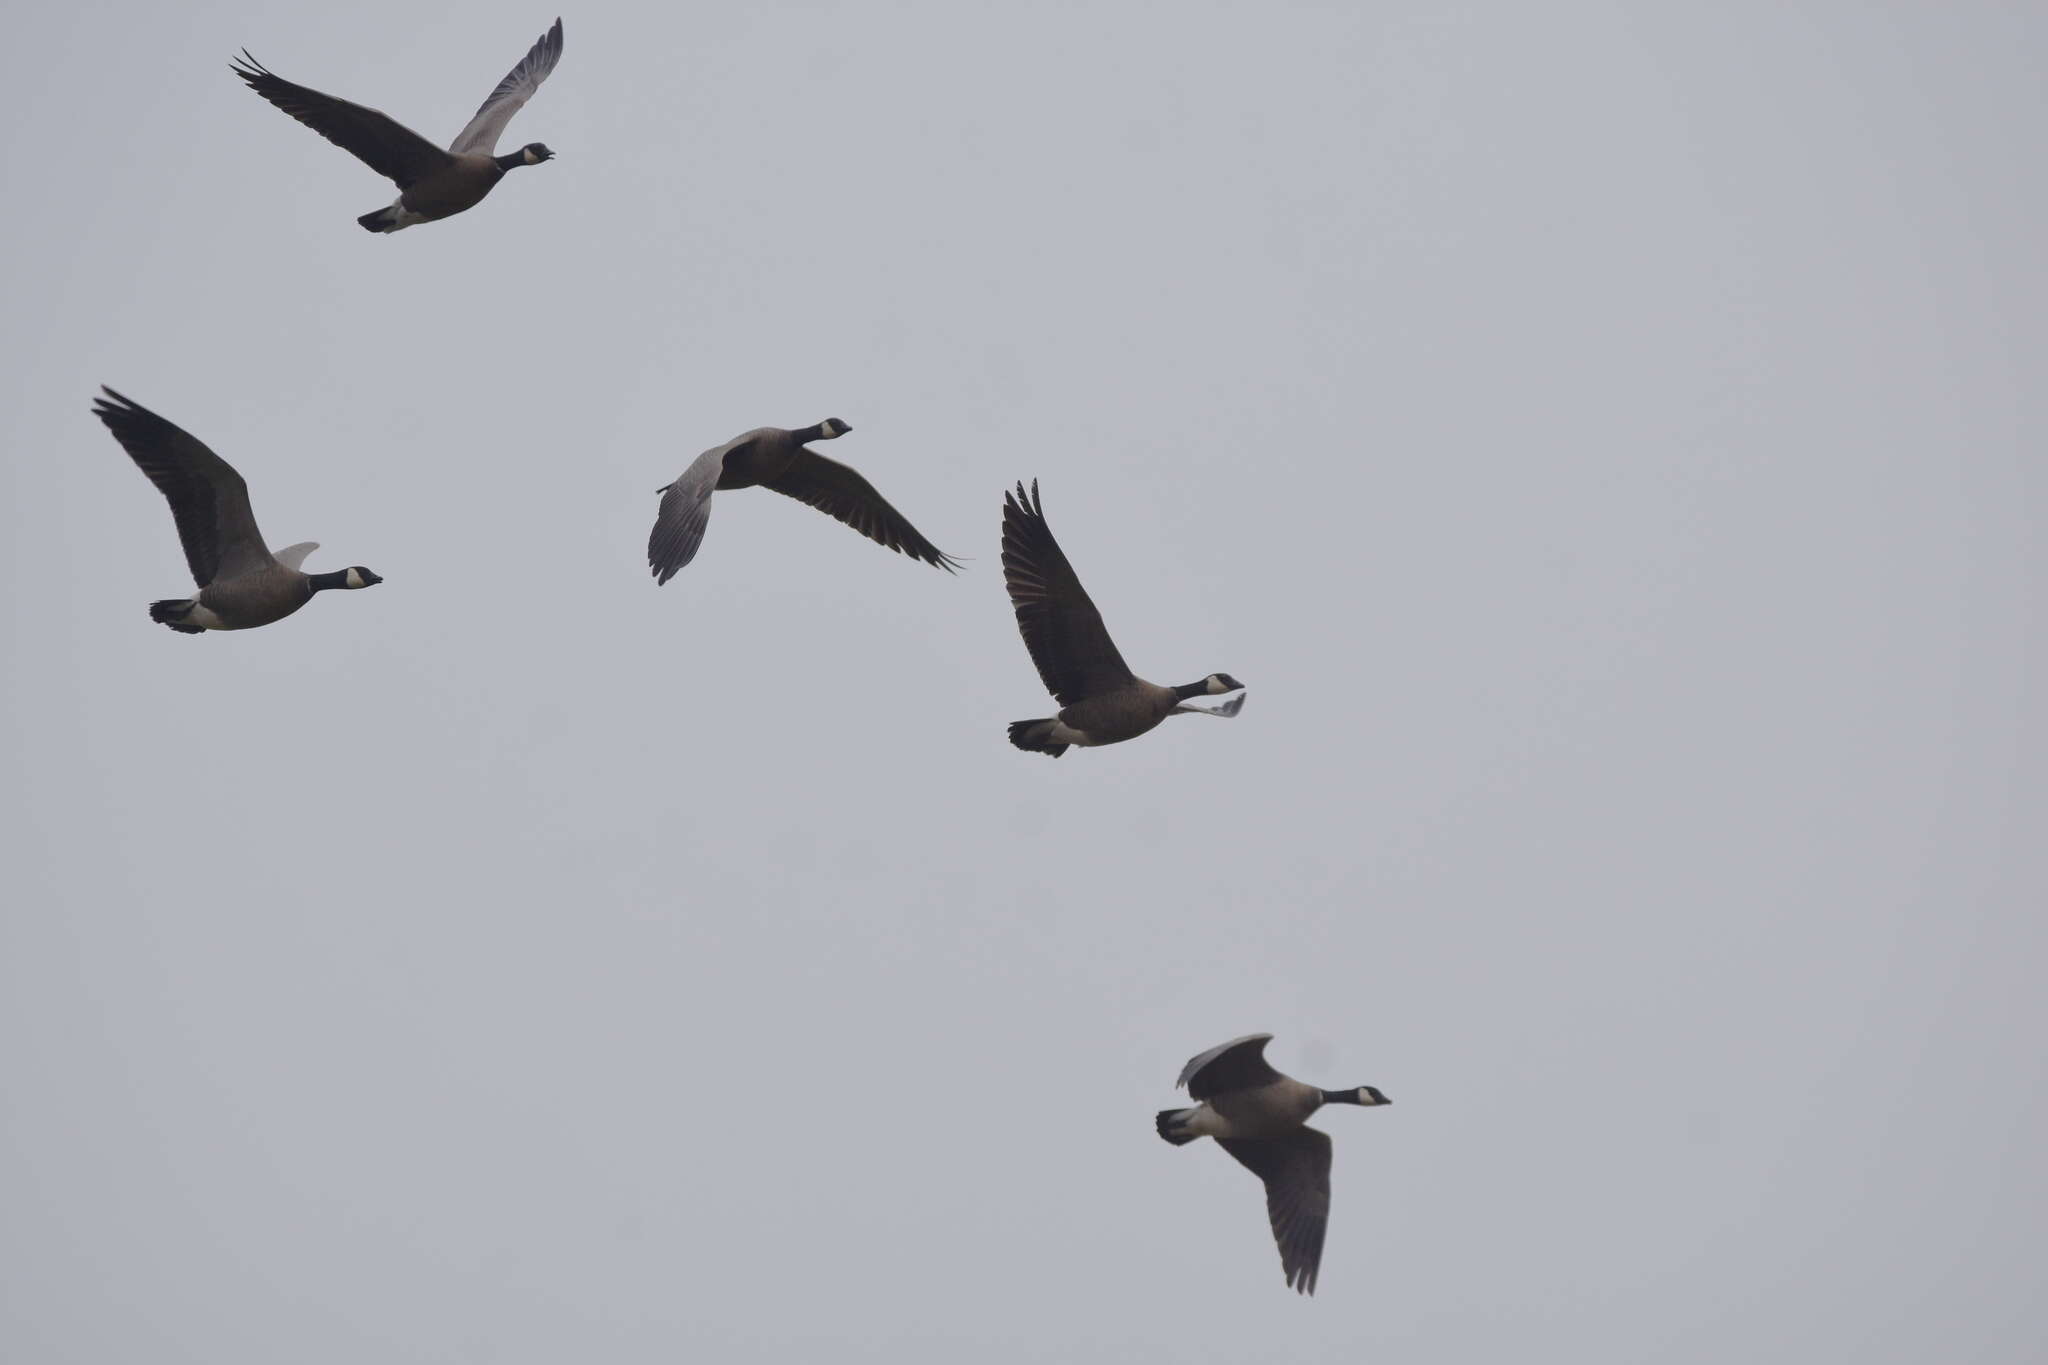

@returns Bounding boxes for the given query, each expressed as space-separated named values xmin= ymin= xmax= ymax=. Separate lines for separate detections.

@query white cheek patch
xmin=1208 ymin=676 xmax=1229 ymax=694
xmin=345 ymin=568 xmax=364 ymax=589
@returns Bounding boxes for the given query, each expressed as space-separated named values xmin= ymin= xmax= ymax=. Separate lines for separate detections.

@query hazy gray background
xmin=3 ymin=2 xmax=2044 ymax=1360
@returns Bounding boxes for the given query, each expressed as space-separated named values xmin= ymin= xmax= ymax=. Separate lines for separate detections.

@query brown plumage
xmin=1001 ymin=481 xmax=1244 ymax=755
xmin=92 ymin=387 xmax=382 ymax=633
xmin=1156 ymin=1033 xmax=1392 ymax=1295
xmin=648 ymin=421 xmax=961 ymax=582
xmin=232 ymin=19 xmax=563 ymax=232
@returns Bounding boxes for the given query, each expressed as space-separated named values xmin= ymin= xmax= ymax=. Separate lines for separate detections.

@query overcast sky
xmin=3 ymin=2 xmax=2045 ymax=1361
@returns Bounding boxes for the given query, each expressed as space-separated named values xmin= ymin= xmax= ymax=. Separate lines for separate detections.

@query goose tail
xmin=1008 ymin=718 xmax=1068 ymax=757
xmin=1155 ymin=1109 xmax=1201 ymax=1146
xmin=357 ymin=206 xmax=401 ymax=233
xmin=149 ymin=599 xmax=206 ymax=634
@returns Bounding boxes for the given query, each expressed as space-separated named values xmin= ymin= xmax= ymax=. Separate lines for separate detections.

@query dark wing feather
xmin=1178 ymin=1033 xmax=1281 ymax=1099
xmin=761 ymin=451 xmax=961 ymax=571
xmin=1217 ymin=1129 xmax=1334 ymax=1295
xmin=1001 ymin=481 xmax=1134 ymax=705
xmin=93 ymin=387 xmax=271 ymax=588
xmin=231 ymin=52 xmax=453 ymax=188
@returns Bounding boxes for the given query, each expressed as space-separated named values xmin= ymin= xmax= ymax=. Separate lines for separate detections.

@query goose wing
xmin=93 ymin=387 xmax=274 ymax=588
xmin=1178 ymin=1033 xmax=1281 ymax=1099
xmin=761 ymin=450 xmax=961 ymax=571
xmin=232 ymin=53 xmax=453 ymax=188
xmin=648 ymin=436 xmax=752 ymax=584
xmin=271 ymin=541 xmax=320 ymax=571
xmin=1216 ymin=1128 xmax=1334 ymax=1295
xmin=448 ymin=18 xmax=564 ymax=155
xmin=1001 ymin=481 xmax=1134 ymax=705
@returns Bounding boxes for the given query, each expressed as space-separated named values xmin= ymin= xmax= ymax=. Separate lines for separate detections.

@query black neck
xmin=1173 ymin=680 xmax=1213 ymax=701
xmin=306 ymin=569 xmax=352 ymax=593
xmin=493 ymin=150 xmax=527 ymax=172
xmin=793 ymin=424 xmax=832 ymax=443
xmin=1321 ymin=1089 xmax=1359 ymax=1105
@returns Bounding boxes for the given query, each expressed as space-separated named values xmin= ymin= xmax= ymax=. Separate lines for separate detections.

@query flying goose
xmin=233 ymin=18 xmax=563 ymax=233
xmin=1001 ymin=481 xmax=1244 ymax=756
xmin=647 ymin=421 xmax=961 ymax=582
xmin=1157 ymin=1033 xmax=1392 ymax=1295
xmin=92 ymin=388 xmax=382 ymax=633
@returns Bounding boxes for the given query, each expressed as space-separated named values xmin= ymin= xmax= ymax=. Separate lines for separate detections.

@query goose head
xmin=1323 ymin=1085 xmax=1391 ymax=1107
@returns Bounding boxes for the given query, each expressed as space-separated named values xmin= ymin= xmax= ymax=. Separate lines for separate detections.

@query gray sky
xmin=4 ymin=2 xmax=2045 ymax=1360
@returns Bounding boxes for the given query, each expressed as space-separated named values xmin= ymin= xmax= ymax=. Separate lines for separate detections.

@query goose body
xmin=233 ymin=18 xmax=563 ymax=233
xmin=647 ymin=420 xmax=960 ymax=582
xmin=92 ymin=388 xmax=382 ymax=633
xmin=1156 ymin=1033 xmax=1391 ymax=1295
xmin=1001 ymin=481 xmax=1243 ymax=755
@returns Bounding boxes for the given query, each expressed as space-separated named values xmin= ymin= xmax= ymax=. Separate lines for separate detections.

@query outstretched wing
xmin=270 ymin=541 xmax=320 ymax=572
xmin=1001 ymin=480 xmax=1134 ymax=705
xmin=762 ymin=450 xmax=961 ymax=571
xmin=1178 ymin=1033 xmax=1281 ymax=1099
xmin=1216 ymin=1128 xmax=1334 ymax=1295
xmin=93 ymin=387 xmax=275 ymax=588
xmin=647 ymin=439 xmax=747 ymax=584
xmin=232 ymin=52 xmax=453 ymax=188
xmin=449 ymin=18 xmax=564 ymax=155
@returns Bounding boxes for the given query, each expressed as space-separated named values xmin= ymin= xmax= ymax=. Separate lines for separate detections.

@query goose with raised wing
xmin=1001 ymin=480 xmax=1243 ymax=756
xmin=648 ymin=420 xmax=960 ymax=582
xmin=92 ymin=388 xmax=382 ymax=633
xmin=1156 ymin=1033 xmax=1391 ymax=1295
xmin=233 ymin=18 xmax=563 ymax=233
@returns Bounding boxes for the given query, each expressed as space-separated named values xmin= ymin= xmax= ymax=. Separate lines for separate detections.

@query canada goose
xmin=91 ymin=388 xmax=382 ymax=633
xmin=647 ymin=421 xmax=961 ymax=582
xmin=1002 ymin=481 xmax=1244 ymax=756
xmin=233 ymin=18 xmax=563 ymax=233
xmin=1156 ymin=1033 xmax=1391 ymax=1295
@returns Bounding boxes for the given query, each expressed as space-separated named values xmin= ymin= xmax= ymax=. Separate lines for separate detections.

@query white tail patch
xmin=380 ymin=199 xmax=426 ymax=231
